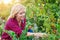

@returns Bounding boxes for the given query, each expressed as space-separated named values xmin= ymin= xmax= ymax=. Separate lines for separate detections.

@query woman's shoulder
xmin=4 ymin=18 xmax=15 ymax=30
xmin=5 ymin=18 xmax=15 ymax=24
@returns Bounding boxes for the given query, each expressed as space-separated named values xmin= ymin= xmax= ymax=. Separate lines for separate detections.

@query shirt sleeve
xmin=21 ymin=18 xmax=26 ymax=30
xmin=5 ymin=19 xmax=22 ymax=37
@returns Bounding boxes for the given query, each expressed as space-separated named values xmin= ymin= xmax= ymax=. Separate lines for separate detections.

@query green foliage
xmin=0 ymin=0 xmax=60 ymax=40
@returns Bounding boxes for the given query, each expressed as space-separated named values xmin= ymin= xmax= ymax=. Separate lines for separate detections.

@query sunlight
xmin=3 ymin=0 xmax=12 ymax=4
xmin=0 ymin=0 xmax=2 ymax=4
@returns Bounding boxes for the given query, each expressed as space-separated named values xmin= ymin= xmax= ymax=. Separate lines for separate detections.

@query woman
xmin=1 ymin=4 xmax=26 ymax=40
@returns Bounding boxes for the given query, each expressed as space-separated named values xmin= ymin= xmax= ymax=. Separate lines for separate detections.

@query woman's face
xmin=16 ymin=9 xmax=25 ymax=20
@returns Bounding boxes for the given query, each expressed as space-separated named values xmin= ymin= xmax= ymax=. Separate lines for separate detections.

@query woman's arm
xmin=21 ymin=18 xmax=26 ymax=30
xmin=27 ymin=32 xmax=48 ymax=37
xmin=26 ymin=32 xmax=34 ymax=36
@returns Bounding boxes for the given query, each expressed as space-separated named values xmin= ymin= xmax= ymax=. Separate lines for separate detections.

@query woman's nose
xmin=22 ymin=13 xmax=25 ymax=16
xmin=22 ymin=13 xmax=25 ymax=17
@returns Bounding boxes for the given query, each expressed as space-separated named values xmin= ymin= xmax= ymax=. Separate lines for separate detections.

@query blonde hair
xmin=8 ymin=4 xmax=26 ymax=20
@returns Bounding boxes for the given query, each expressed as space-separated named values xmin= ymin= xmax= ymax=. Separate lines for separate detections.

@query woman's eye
xmin=20 ymin=13 xmax=22 ymax=14
xmin=20 ymin=12 xmax=25 ymax=14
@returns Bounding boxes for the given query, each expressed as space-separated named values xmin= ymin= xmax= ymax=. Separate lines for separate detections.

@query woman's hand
xmin=33 ymin=33 xmax=48 ymax=37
